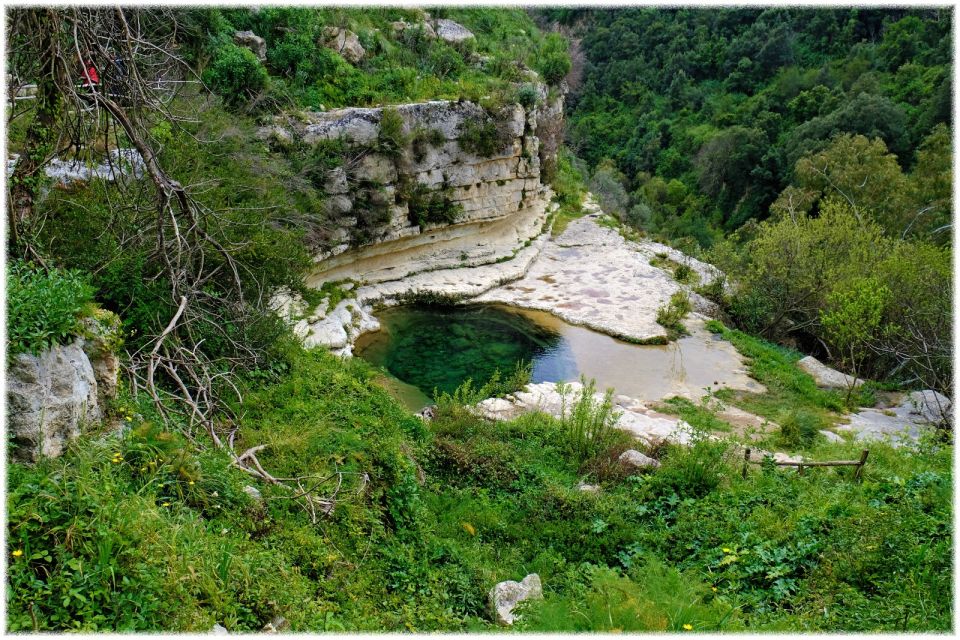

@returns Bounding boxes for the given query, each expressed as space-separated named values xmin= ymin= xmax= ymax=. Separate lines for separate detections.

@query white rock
xmin=233 ymin=30 xmax=266 ymax=60
xmin=489 ymin=573 xmax=543 ymax=625
xmin=906 ymin=390 xmax=951 ymax=424
xmin=321 ymin=27 xmax=365 ymax=64
xmin=797 ymin=356 xmax=863 ymax=390
xmin=7 ymin=340 xmax=101 ymax=462
xmin=211 ymin=623 xmax=229 ymax=635
xmin=576 ymin=482 xmax=600 ymax=493
xmin=618 ymin=449 xmax=661 ymax=471
xmin=434 ymin=19 xmax=475 ymax=43
xmin=819 ymin=429 xmax=844 ymax=443
xmin=243 ymin=485 xmax=263 ymax=502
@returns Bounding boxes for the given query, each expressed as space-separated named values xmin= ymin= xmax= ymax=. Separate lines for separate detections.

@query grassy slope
xmin=7 ymin=334 xmax=952 ymax=632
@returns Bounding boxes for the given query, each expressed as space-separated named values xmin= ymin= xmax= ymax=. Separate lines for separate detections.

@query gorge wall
xmin=261 ymin=85 xmax=564 ymax=288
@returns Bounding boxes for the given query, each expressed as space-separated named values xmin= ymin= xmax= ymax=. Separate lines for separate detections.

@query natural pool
xmin=354 ymin=304 xmax=760 ymax=410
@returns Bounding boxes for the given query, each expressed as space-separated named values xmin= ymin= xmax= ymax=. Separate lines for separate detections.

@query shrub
xmin=458 ymin=117 xmax=512 ymax=157
xmin=776 ymin=408 xmax=820 ymax=449
xmin=516 ymin=83 xmax=540 ymax=109
xmin=401 ymin=181 xmax=463 ymax=228
xmin=203 ymin=43 xmax=268 ymax=107
xmin=7 ymin=261 xmax=94 ymax=357
xmin=655 ymin=291 xmax=692 ymax=339
xmin=536 ymin=33 xmax=572 ymax=85
xmin=377 ymin=107 xmax=408 ymax=157
xmin=557 ymin=378 xmax=620 ymax=465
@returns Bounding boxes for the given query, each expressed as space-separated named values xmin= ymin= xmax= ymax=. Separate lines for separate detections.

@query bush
xmin=203 ymin=43 xmax=268 ymax=107
xmin=7 ymin=261 xmax=94 ymax=357
xmin=536 ymin=33 xmax=572 ymax=85
xmin=458 ymin=117 xmax=512 ymax=157
xmin=656 ymin=291 xmax=692 ymax=339
xmin=402 ymin=182 xmax=463 ymax=228
xmin=557 ymin=378 xmax=620 ymax=465
xmin=377 ymin=107 xmax=408 ymax=157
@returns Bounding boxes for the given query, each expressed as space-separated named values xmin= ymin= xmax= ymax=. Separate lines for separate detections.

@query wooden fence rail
xmin=742 ymin=448 xmax=869 ymax=480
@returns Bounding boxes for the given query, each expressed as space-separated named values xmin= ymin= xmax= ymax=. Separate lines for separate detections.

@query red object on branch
xmin=83 ymin=62 xmax=99 ymax=86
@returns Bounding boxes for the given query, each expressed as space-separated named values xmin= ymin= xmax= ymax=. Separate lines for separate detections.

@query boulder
xmin=211 ymin=624 xmax=229 ymax=635
xmin=321 ymin=27 xmax=365 ymax=64
xmin=488 ymin=573 xmax=543 ymax=625
xmin=415 ymin=405 xmax=437 ymax=421
xmin=906 ymin=390 xmax=951 ymax=425
xmin=7 ymin=340 xmax=100 ymax=462
xmin=819 ymin=429 xmax=844 ymax=443
xmin=618 ymin=449 xmax=661 ymax=471
xmin=233 ymin=30 xmax=266 ymax=61
xmin=434 ymin=19 xmax=475 ymax=44
xmin=576 ymin=482 xmax=600 ymax=493
xmin=243 ymin=485 xmax=263 ymax=502
xmin=797 ymin=356 xmax=863 ymax=390
xmin=391 ymin=20 xmax=437 ymax=39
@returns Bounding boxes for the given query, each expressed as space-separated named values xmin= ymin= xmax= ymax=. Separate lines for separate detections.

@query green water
xmin=354 ymin=304 xmax=572 ymax=400
xmin=356 ymin=303 xmax=762 ymax=411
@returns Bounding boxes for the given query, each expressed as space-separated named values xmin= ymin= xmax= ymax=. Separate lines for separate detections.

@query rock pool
xmin=354 ymin=304 xmax=762 ymax=410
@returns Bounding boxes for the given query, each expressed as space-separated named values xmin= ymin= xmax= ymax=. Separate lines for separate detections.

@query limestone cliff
xmin=260 ymin=86 xmax=564 ymax=287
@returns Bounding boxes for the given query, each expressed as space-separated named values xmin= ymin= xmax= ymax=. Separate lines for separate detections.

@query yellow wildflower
xmin=125 ymin=416 xmax=132 ymax=422
xmin=683 ymin=624 xmax=693 ymax=631
xmin=189 ymin=481 xmax=195 ymax=486
xmin=461 ymin=522 xmax=476 ymax=536
xmin=722 ymin=548 xmax=733 ymax=553
xmin=11 ymin=549 xmax=23 ymax=558
xmin=161 ymin=502 xmax=171 ymax=507
xmin=711 ymin=587 xmax=718 ymax=592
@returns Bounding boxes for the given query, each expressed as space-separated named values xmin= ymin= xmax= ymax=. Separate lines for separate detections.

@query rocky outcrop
xmin=263 ymin=96 xmax=561 ymax=271
xmin=797 ymin=356 xmax=863 ymax=390
xmin=7 ymin=149 xmax=145 ymax=187
xmin=433 ymin=19 xmax=475 ymax=44
xmin=489 ymin=573 xmax=543 ymax=625
xmin=321 ymin=27 xmax=365 ymax=64
xmin=837 ymin=389 xmax=951 ymax=446
xmin=8 ymin=340 xmax=100 ymax=462
xmin=233 ymin=30 xmax=267 ymax=61
xmin=7 ymin=311 xmax=122 ymax=462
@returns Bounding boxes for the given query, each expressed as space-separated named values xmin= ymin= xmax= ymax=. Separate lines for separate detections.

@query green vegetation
xmin=7 ymin=261 xmax=94 ymax=357
xmin=558 ymin=8 xmax=950 ymax=247
xmin=655 ymin=291 xmax=693 ymax=339
xmin=190 ymin=7 xmax=569 ymax=112
xmin=5 ymin=6 xmax=952 ymax=634
xmin=8 ymin=348 xmax=951 ymax=631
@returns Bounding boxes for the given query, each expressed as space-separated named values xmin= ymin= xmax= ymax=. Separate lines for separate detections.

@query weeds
xmin=656 ymin=291 xmax=693 ymax=340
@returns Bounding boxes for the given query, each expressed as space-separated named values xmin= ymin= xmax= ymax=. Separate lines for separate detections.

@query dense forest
xmin=547 ymin=7 xmax=952 ymax=396
xmin=5 ymin=6 xmax=952 ymax=633
xmin=556 ymin=7 xmax=950 ymax=244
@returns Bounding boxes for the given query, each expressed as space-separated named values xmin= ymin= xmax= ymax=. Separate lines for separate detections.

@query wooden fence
xmin=742 ymin=448 xmax=869 ymax=480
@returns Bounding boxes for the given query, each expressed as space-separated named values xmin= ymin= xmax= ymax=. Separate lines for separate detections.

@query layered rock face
xmin=7 ymin=311 xmax=121 ymax=462
xmin=262 ymin=90 xmax=563 ymax=288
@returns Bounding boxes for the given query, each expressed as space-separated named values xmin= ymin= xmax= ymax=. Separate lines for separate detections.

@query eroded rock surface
xmin=489 ymin=573 xmax=542 ymax=625
xmin=321 ymin=27 xmax=365 ymax=64
xmin=434 ymin=19 xmax=475 ymax=43
xmin=233 ymin=30 xmax=266 ymax=60
xmin=7 ymin=340 xmax=100 ymax=462
xmin=838 ymin=390 xmax=951 ymax=446
xmin=797 ymin=356 xmax=863 ymax=390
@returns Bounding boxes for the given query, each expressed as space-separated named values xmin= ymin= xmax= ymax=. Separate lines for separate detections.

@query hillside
xmin=4 ymin=6 xmax=953 ymax=633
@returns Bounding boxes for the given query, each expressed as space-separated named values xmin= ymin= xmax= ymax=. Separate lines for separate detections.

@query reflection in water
xmin=355 ymin=304 xmax=749 ymax=411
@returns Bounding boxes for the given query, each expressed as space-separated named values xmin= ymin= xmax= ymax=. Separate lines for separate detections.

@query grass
xmin=6 ymin=334 xmax=952 ymax=632
xmin=650 ymin=253 xmax=698 ymax=285
xmin=658 ymin=396 xmax=733 ymax=434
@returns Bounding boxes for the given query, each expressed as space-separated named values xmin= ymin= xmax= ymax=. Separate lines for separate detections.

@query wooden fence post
xmin=854 ymin=449 xmax=870 ymax=481
xmin=742 ymin=448 xmax=750 ymax=479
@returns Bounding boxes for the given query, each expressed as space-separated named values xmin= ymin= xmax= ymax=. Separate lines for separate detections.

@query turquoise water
xmin=355 ymin=303 xmax=759 ymax=411
xmin=354 ymin=304 xmax=576 ymax=401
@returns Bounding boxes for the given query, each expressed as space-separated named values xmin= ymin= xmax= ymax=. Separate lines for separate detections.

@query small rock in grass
xmin=618 ymin=449 xmax=661 ymax=471
xmin=489 ymin=573 xmax=543 ymax=625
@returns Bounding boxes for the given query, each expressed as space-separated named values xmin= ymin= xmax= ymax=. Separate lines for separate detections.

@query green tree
xmin=820 ymin=277 xmax=890 ymax=403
